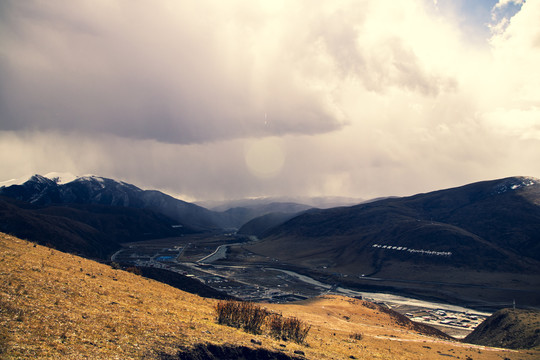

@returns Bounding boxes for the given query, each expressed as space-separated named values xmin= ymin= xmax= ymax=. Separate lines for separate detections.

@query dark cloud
xmin=0 ymin=0 xmax=346 ymax=144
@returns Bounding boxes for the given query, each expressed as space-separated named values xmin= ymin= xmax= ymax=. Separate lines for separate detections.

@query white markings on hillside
xmin=372 ymin=244 xmax=452 ymax=256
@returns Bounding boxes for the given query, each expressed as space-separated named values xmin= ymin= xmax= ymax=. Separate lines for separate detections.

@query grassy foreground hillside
xmin=1 ymin=233 xmax=538 ymax=359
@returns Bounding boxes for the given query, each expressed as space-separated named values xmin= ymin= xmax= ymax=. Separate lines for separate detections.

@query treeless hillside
xmin=1 ymin=232 xmax=537 ymax=359
xmin=245 ymin=177 xmax=540 ymax=308
xmin=464 ymin=308 xmax=540 ymax=350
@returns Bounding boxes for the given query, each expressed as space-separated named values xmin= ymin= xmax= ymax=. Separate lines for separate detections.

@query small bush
xmin=282 ymin=317 xmax=311 ymax=344
xmin=239 ymin=302 xmax=268 ymax=334
xmin=215 ymin=300 xmax=311 ymax=343
xmin=267 ymin=313 xmax=284 ymax=339
xmin=0 ymin=295 xmax=24 ymax=322
xmin=350 ymin=332 xmax=363 ymax=341
xmin=215 ymin=300 xmax=240 ymax=327
xmin=215 ymin=300 xmax=268 ymax=334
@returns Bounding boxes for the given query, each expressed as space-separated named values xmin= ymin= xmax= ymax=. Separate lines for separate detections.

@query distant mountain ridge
xmin=198 ymin=196 xmax=363 ymax=211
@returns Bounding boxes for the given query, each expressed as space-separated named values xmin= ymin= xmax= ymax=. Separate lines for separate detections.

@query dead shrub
xmin=215 ymin=300 xmax=268 ymax=334
xmin=215 ymin=300 xmax=241 ymax=328
xmin=240 ymin=302 xmax=269 ymax=334
xmin=267 ymin=313 xmax=284 ymax=339
xmin=215 ymin=300 xmax=311 ymax=342
xmin=282 ymin=317 xmax=311 ymax=344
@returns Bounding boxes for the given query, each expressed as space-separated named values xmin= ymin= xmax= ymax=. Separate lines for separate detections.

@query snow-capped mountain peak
xmin=0 ymin=174 xmax=33 ymax=188
xmin=29 ymin=174 xmax=57 ymax=184
xmin=0 ymin=172 xmax=78 ymax=188
xmin=44 ymin=172 xmax=78 ymax=184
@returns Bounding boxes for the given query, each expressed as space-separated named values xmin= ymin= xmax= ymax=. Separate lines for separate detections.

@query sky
xmin=1 ymin=0 xmax=539 ymax=202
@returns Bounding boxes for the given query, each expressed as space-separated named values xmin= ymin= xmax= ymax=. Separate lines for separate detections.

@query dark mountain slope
xmin=464 ymin=308 xmax=540 ymax=349
xmin=0 ymin=175 xmax=61 ymax=203
xmin=238 ymin=212 xmax=302 ymax=238
xmin=397 ymin=177 xmax=540 ymax=261
xmin=0 ymin=175 xmax=311 ymax=230
xmin=0 ymin=197 xmax=118 ymax=258
xmin=243 ymin=177 xmax=540 ymax=307
xmin=250 ymin=177 xmax=540 ymax=273
xmin=135 ymin=267 xmax=237 ymax=301
xmin=219 ymin=202 xmax=312 ymax=231
xmin=0 ymin=174 xmax=314 ymax=259
xmin=0 ymin=196 xmax=185 ymax=259
xmin=0 ymin=175 xmax=221 ymax=230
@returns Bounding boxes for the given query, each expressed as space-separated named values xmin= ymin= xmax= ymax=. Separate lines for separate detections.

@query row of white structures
xmin=372 ymin=244 xmax=452 ymax=256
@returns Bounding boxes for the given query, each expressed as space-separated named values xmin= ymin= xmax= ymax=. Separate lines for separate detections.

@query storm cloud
xmin=1 ymin=0 xmax=539 ymax=201
xmin=1 ymin=0 xmax=351 ymax=143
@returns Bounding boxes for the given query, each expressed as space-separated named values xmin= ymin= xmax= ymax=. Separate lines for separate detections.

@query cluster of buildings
xmin=407 ymin=309 xmax=485 ymax=329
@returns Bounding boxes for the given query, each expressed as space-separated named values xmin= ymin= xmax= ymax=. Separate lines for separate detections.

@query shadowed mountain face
xmin=464 ymin=308 xmax=540 ymax=349
xmin=0 ymin=174 xmax=313 ymax=258
xmin=248 ymin=177 xmax=540 ymax=275
xmin=238 ymin=212 xmax=303 ymax=238
xmin=0 ymin=176 xmax=215 ymax=259
xmin=0 ymin=175 xmax=221 ymax=230
xmin=0 ymin=174 xmax=212 ymax=258
xmin=0 ymin=196 xmax=187 ymax=259
xmin=0 ymin=175 xmax=312 ymax=231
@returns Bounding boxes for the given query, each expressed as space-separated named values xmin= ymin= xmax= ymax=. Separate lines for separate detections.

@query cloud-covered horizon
xmin=1 ymin=0 xmax=539 ymax=201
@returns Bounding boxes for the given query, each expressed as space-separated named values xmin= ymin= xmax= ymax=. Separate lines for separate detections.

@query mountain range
xmin=0 ymin=173 xmax=313 ymax=258
xmin=1 ymin=173 xmax=539 ymax=307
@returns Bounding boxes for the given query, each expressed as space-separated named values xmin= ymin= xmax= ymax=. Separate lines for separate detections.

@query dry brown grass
xmin=1 ymin=232 xmax=538 ymax=360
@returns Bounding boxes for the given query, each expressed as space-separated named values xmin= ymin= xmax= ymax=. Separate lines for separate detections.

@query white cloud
xmin=481 ymin=0 xmax=540 ymax=139
xmin=489 ymin=0 xmax=525 ymax=34
xmin=493 ymin=0 xmax=524 ymax=11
